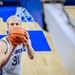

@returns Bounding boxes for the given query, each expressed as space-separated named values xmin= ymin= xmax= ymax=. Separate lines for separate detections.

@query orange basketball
xmin=7 ymin=26 xmax=27 ymax=45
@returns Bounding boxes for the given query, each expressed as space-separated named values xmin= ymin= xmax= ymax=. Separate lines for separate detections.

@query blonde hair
xmin=7 ymin=15 xmax=21 ymax=26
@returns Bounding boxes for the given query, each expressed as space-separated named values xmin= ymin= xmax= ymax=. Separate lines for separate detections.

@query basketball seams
xmin=10 ymin=33 xmax=27 ymax=39
xmin=9 ymin=28 xmax=25 ymax=34
xmin=10 ymin=33 xmax=26 ymax=36
xmin=8 ymin=33 xmax=25 ymax=43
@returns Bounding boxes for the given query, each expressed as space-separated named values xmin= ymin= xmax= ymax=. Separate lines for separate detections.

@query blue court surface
xmin=0 ymin=30 xmax=51 ymax=52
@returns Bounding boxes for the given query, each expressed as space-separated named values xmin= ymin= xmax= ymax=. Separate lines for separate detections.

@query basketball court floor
xmin=0 ymin=18 xmax=67 ymax=75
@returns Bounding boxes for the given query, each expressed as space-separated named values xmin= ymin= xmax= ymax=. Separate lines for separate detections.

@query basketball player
xmin=0 ymin=15 xmax=34 ymax=75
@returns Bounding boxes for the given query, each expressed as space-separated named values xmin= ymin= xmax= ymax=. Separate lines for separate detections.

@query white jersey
xmin=1 ymin=37 xmax=25 ymax=75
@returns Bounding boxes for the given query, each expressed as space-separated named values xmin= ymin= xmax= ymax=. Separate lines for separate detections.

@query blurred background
xmin=0 ymin=0 xmax=75 ymax=29
xmin=0 ymin=0 xmax=75 ymax=75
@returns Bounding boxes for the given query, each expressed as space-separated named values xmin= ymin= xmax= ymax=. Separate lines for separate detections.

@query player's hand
xmin=23 ymin=31 xmax=31 ymax=46
xmin=24 ymin=31 xmax=29 ymax=42
xmin=10 ymin=42 xmax=17 ymax=49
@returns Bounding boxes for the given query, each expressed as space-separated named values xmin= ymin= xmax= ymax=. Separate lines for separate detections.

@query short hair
xmin=7 ymin=15 xmax=21 ymax=25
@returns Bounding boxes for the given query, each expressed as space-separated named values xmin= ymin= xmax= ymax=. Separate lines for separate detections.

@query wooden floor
xmin=64 ymin=6 xmax=75 ymax=20
xmin=0 ymin=19 xmax=67 ymax=75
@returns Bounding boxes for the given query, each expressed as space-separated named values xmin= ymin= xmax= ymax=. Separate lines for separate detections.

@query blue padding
xmin=0 ymin=31 xmax=51 ymax=51
xmin=0 ymin=7 xmax=17 ymax=22
xmin=19 ymin=0 xmax=44 ymax=28
xmin=25 ymin=0 xmax=44 ymax=28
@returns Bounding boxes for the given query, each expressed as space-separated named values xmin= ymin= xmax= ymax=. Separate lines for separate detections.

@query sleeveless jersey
xmin=1 ymin=37 xmax=25 ymax=75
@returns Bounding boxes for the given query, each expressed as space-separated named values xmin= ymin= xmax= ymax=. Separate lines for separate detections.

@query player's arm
xmin=24 ymin=39 xmax=34 ymax=59
xmin=0 ymin=41 xmax=16 ymax=68
xmin=23 ymin=32 xmax=34 ymax=59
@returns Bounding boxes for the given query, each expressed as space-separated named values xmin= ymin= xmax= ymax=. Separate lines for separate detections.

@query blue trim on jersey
xmin=0 ymin=68 xmax=3 ymax=75
xmin=14 ymin=48 xmax=25 ymax=54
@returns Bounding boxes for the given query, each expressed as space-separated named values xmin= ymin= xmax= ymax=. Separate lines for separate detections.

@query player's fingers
xmin=24 ymin=33 xmax=29 ymax=41
xmin=24 ymin=30 xmax=28 ymax=35
xmin=24 ymin=32 xmax=29 ymax=39
xmin=24 ymin=39 xmax=28 ymax=42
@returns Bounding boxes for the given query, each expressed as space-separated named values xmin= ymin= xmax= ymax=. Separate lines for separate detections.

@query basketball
xmin=7 ymin=26 xmax=27 ymax=45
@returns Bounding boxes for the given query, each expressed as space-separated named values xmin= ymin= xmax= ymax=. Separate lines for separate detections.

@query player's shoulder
xmin=0 ymin=37 xmax=7 ymax=54
xmin=0 ymin=36 xmax=7 ymax=46
xmin=0 ymin=37 xmax=6 ymax=45
xmin=0 ymin=36 xmax=8 ymax=42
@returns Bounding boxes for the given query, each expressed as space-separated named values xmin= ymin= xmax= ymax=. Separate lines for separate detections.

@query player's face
xmin=7 ymin=19 xmax=21 ymax=30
